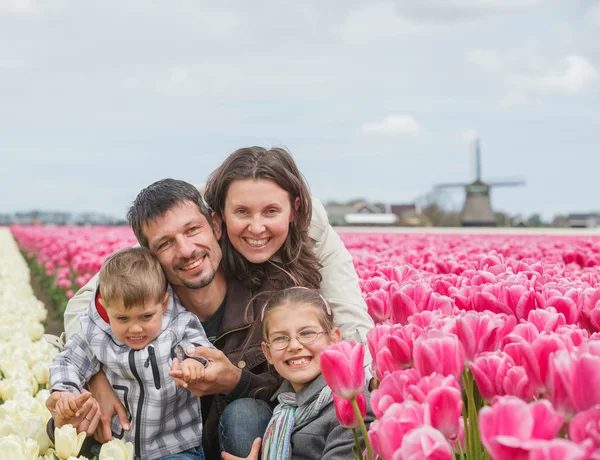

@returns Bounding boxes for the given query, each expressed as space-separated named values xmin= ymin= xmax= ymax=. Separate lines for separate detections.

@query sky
xmin=1 ymin=0 xmax=599 ymax=221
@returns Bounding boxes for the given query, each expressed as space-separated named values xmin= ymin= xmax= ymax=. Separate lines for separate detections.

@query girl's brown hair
xmin=260 ymin=287 xmax=334 ymax=340
xmin=204 ymin=146 xmax=322 ymax=290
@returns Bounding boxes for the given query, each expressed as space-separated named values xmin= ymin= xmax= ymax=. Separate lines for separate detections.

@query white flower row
xmin=0 ymin=229 xmax=134 ymax=459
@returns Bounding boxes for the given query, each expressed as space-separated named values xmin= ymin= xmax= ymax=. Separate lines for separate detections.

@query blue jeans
xmin=219 ymin=398 xmax=273 ymax=457
xmin=161 ymin=446 xmax=205 ymax=460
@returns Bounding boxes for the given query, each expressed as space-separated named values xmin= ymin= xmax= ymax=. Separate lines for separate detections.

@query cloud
xmin=506 ymin=55 xmax=597 ymax=104
xmin=170 ymin=68 xmax=189 ymax=85
xmin=585 ymin=2 xmax=600 ymax=27
xmin=0 ymin=0 xmax=38 ymax=14
xmin=333 ymin=2 xmax=424 ymax=44
xmin=467 ymin=45 xmax=598 ymax=105
xmin=394 ymin=0 xmax=546 ymax=21
xmin=361 ymin=115 xmax=422 ymax=136
xmin=461 ymin=129 xmax=479 ymax=144
xmin=465 ymin=49 xmax=503 ymax=73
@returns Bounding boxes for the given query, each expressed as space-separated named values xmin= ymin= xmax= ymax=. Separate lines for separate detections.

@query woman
xmin=203 ymin=146 xmax=373 ymax=347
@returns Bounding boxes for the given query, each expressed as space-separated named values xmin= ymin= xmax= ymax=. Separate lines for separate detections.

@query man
xmin=48 ymin=179 xmax=278 ymax=459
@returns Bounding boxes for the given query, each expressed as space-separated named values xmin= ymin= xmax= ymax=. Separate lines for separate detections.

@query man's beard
xmin=181 ymin=266 xmax=217 ymax=290
xmin=174 ymin=250 xmax=217 ymax=290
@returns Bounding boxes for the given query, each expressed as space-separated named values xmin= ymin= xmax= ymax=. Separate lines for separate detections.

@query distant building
xmin=567 ymin=213 xmax=600 ymax=228
xmin=325 ymin=200 xmax=429 ymax=226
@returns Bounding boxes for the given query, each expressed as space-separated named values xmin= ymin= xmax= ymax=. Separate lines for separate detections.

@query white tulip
xmin=0 ymin=434 xmax=26 ymax=459
xmin=54 ymin=424 xmax=86 ymax=460
xmin=0 ymin=433 xmax=38 ymax=460
xmin=33 ymin=361 xmax=50 ymax=385
xmin=99 ymin=438 xmax=134 ymax=460
xmin=22 ymin=418 xmax=51 ymax=454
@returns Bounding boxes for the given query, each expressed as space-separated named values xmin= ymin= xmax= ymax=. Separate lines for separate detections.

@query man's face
xmin=143 ymin=201 xmax=222 ymax=290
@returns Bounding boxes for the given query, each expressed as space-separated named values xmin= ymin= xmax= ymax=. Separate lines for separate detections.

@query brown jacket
xmin=202 ymin=279 xmax=281 ymax=459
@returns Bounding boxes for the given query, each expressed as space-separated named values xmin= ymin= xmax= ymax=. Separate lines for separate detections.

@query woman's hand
xmin=221 ymin=437 xmax=261 ymax=460
xmin=46 ymin=390 xmax=101 ymax=436
xmin=88 ymin=370 xmax=130 ymax=443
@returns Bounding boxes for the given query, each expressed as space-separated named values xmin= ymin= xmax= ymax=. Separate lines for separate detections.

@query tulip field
xmin=5 ymin=225 xmax=600 ymax=459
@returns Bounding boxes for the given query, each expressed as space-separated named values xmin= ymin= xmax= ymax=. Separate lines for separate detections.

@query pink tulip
xmin=366 ymin=290 xmax=391 ymax=324
xmin=545 ymin=296 xmax=578 ymax=325
xmin=454 ymin=311 xmax=513 ymax=362
xmin=413 ymin=331 xmax=465 ymax=381
xmin=515 ymin=288 xmax=546 ymax=320
xmin=470 ymin=352 xmax=514 ymax=401
xmin=368 ymin=401 xmax=424 ymax=460
xmin=570 ymin=405 xmax=600 ymax=448
xmin=320 ymin=340 xmax=365 ymax=400
xmin=527 ymin=307 xmax=566 ymax=333
xmin=333 ymin=393 xmax=366 ymax=429
xmin=394 ymin=425 xmax=453 ymax=460
xmin=549 ymin=348 xmax=600 ymax=415
xmin=367 ymin=325 xmax=390 ymax=368
xmin=503 ymin=366 xmax=537 ymax=402
xmin=371 ymin=369 xmax=420 ymax=418
xmin=479 ymin=397 xmax=564 ymax=460
xmin=424 ymin=386 xmax=463 ymax=440
xmin=404 ymin=373 xmax=461 ymax=404
xmin=390 ymin=282 xmax=433 ymax=325
xmin=528 ymin=439 xmax=591 ymax=460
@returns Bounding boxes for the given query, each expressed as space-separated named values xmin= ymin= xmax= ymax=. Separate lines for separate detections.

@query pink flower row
xmin=10 ymin=226 xmax=137 ymax=296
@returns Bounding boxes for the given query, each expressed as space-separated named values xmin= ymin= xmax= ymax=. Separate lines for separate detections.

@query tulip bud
xmin=99 ymin=438 xmax=135 ymax=460
xmin=333 ymin=393 xmax=366 ymax=429
xmin=54 ymin=424 xmax=86 ymax=460
xmin=321 ymin=341 xmax=365 ymax=400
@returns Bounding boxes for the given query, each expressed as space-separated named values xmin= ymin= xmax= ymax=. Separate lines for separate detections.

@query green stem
xmin=352 ymin=428 xmax=362 ymax=459
xmin=351 ymin=397 xmax=374 ymax=460
xmin=463 ymin=370 xmax=483 ymax=459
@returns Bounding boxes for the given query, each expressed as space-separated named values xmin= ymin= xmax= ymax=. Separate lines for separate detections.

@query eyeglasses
xmin=264 ymin=330 xmax=329 ymax=350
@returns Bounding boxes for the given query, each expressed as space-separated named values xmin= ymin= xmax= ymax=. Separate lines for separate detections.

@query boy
xmin=49 ymin=247 xmax=211 ymax=460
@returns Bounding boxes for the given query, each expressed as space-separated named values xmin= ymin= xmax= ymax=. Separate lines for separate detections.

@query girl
xmin=203 ymin=146 xmax=374 ymax=347
xmin=222 ymin=287 xmax=375 ymax=460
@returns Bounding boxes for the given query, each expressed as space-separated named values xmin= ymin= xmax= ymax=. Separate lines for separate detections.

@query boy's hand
xmin=169 ymin=347 xmax=241 ymax=396
xmin=221 ymin=437 xmax=261 ymax=460
xmin=54 ymin=392 xmax=82 ymax=419
xmin=170 ymin=358 xmax=206 ymax=388
xmin=47 ymin=390 xmax=101 ymax=435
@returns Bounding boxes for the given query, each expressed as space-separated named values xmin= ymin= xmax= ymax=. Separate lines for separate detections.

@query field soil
xmin=30 ymin=271 xmax=64 ymax=336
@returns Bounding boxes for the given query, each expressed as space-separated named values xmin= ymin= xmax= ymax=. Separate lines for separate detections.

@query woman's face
xmin=223 ymin=178 xmax=298 ymax=264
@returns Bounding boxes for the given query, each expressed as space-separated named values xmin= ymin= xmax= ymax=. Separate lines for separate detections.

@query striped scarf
xmin=261 ymin=385 xmax=333 ymax=460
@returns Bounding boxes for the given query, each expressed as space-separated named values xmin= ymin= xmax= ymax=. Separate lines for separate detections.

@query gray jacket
xmin=49 ymin=286 xmax=213 ymax=460
xmin=272 ymin=375 xmax=375 ymax=460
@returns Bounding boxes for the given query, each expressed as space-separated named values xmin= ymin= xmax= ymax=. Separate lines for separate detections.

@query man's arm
xmin=63 ymin=273 xmax=99 ymax=340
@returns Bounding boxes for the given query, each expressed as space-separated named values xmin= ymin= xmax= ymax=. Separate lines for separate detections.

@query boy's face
xmin=103 ymin=294 xmax=169 ymax=350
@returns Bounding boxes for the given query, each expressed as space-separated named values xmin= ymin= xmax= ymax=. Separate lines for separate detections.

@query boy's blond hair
xmin=99 ymin=247 xmax=167 ymax=309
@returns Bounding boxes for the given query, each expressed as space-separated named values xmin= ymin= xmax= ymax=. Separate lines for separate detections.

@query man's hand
xmin=221 ymin=437 xmax=261 ymax=460
xmin=46 ymin=390 xmax=100 ymax=436
xmin=169 ymin=347 xmax=241 ymax=397
xmin=88 ymin=370 xmax=130 ymax=443
xmin=174 ymin=358 xmax=206 ymax=389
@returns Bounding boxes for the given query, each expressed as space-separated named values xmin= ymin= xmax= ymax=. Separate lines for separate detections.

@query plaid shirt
xmin=49 ymin=286 xmax=213 ymax=460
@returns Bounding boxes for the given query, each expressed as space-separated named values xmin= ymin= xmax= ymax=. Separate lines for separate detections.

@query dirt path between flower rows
xmin=30 ymin=271 xmax=65 ymax=336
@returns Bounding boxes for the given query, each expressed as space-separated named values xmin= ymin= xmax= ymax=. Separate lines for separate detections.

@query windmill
xmin=435 ymin=139 xmax=525 ymax=227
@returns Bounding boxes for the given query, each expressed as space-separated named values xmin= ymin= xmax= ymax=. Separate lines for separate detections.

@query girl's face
xmin=261 ymin=304 xmax=341 ymax=392
xmin=222 ymin=179 xmax=299 ymax=264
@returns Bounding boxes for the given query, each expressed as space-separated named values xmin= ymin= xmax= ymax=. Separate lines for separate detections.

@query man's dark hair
xmin=127 ymin=179 xmax=212 ymax=248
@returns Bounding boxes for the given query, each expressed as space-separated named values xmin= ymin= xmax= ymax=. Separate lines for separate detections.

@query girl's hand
xmin=221 ymin=437 xmax=261 ymax=460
